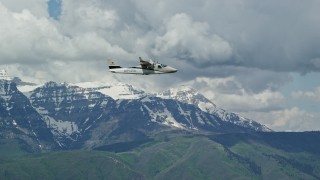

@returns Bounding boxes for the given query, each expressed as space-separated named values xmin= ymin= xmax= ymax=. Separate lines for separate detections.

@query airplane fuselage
xmin=108 ymin=57 xmax=177 ymax=75
xmin=109 ymin=63 xmax=177 ymax=75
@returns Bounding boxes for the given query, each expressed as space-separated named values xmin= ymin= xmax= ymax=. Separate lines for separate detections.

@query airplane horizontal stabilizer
xmin=109 ymin=65 xmax=122 ymax=69
xmin=108 ymin=60 xmax=122 ymax=69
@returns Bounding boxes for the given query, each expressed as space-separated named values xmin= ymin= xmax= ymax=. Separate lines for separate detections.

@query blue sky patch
xmin=48 ymin=0 xmax=61 ymax=20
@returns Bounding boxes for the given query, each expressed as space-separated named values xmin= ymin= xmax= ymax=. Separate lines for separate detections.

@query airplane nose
xmin=168 ymin=67 xmax=177 ymax=73
xmin=164 ymin=66 xmax=177 ymax=73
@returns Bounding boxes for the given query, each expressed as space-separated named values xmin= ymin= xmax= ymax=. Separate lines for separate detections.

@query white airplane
xmin=109 ymin=57 xmax=177 ymax=75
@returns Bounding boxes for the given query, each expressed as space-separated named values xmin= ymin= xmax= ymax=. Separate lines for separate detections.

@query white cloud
xmin=152 ymin=13 xmax=233 ymax=65
xmin=59 ymin=0 xmax=118 ymax=35
xmin=127 ymin=0 xmax=320 ymax=72
xmin=0 ymin=1 xmax=131 ymax=85
xmin=0 ymin=0 xmax=320 ymax=133
xmin=0 ymin=3 xmax=55 ymax=63
xmin=183 ymin=76 xmax=285 ymax=112
xmin=0 ymin=0 xmax=49 ymax=17
xmin=240 ymin=107 xmax=320 ymax=131
xmin=292 ymin=86 xmax=320 ymax=101
xmin=0 ymin=2 xmax=129 ymax=66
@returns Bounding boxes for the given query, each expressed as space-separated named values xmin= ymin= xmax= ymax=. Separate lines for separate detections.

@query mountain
xmin=1 ymin=78 xmax=270 ymax=150
xmin=74 ymin=82 xmax=270 ymax=132
xmin=73 ymin=81 xmax=146 ymax=100
xmin=157 ymin=86 xmax=271 ymax=132
xmin=0 ymin=80 xmax=56 ymax=152
xmin=12 ymin=77 xmax=41 ymax=94
xmin=1 ymin=132 xmax=320 ymax=179
xmin=1 ymin=78 xmax=320 ymax=179
xmin=26 ymin=81 xmax=262 ymax=149
xmin=29 ymin=81 xmax=116 ymax=149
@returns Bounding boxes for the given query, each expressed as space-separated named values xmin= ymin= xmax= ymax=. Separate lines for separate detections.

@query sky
xmin=0 ymin=0 xmax=319 ymax=131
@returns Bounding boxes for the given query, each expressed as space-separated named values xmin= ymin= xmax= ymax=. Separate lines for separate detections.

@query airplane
xmin=108 ymin=57 xmax=177 ymax=75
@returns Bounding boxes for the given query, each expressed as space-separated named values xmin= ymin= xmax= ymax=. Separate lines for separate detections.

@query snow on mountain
xmin=17 ymin=84 xmax=42 ymax=93
xmin=73 ymin=81 xmax=146 ymax=100
xmin=139 ymin=98 xmax=186 ymax=129
xmin=0 ymin=71 xmax=40 ymax=93
xmin=0 ymin=79 xmax=57 ymax=150
xmin=34 ymin=106 xmax=79 ymax=140
xmin=69 ymin=82 xmax=271 ymax=132
xmin=28 ymin=81 xmax=119 ymax=148
xmin=22 ymin=80 xmax=270 ymax=132
xmin=1 ymin=76 xmax=42 ymax=95
xmin=157 ymin=86 xmax=272 ymax=132
xmin=1 ymin=78 xmax=273 ymax=151
xmin=157 ymin=86 xmax=216 ymax=109
xmin=0 ymin=80 xmax=14 ymax=111
xmin=0 ymin=69 xmax=13 ymax=81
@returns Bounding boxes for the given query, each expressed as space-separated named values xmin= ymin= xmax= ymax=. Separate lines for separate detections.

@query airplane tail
xmin=108 ymin=60 xmax=122 ymax=69
xmin=139 ymin=57 xmax=154 ymax=64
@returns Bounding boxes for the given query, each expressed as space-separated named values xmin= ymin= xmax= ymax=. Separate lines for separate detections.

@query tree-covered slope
xmin=1 ymin=132 xmax=320 ymax=179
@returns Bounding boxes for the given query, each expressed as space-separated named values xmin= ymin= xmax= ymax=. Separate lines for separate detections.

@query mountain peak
xmin=157 ymin=85 xmax=215 ymax=107
xmin=0 ymin=79 xmax=18 ymax=95
xmin=157 ymin=85 xmax=271 ymax=132
xmin=73 ymin=81 xmax=145 ymax=100
xmin=0 ymin=69 xmax=13 ymax=81
xmin=43 ymin=81 xmax=68 ymax=88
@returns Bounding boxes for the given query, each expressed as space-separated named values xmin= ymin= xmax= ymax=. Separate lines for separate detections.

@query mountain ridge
xmin=0 ymin=80 xmax=57 ymax=151
xmin=2 ymin=78 xmax=320 ymax=179
xmin=2 ymin=78 xmax=270 ymax=150
xmin=18 ymin=80 xmax=270 ymax=132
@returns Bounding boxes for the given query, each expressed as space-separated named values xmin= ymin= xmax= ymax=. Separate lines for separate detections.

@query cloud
xmin=152 ymin=13 xmax=233 ymax=66
xmin=0 ymin=2 xmax=129 ymax=63
xmin=0 ymin=3 xmax=54 ymax=63
xmin=0 ymin=0 xmax=49 ymax=17
xmin=124 ymin=0 xmax=320 ymax=73
xmin=59 ymin=0 xmax=118 ymax=35
xmin=292 ymin=86 xmax=320 ymax=101
xmin=310 ymin=58 xmax=320 ymax=71
xmin=0 ymin=0 xmax=320 ymax=132
xmin=240 ymin=107 xmax=320 ymax=131
xmin=56 ymin=0 xmax=320 ymax=73
xmin=183 ymin=76 xmax=285 ymax=112
xmin=2 ymin=0 xmax=320 ymax=74
xmin=0 ymin=1 xmax=131 ymax=83
xmin=201 ymin=0 xmax=320 ymax=73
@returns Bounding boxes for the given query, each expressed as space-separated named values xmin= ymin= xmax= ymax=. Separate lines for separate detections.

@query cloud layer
xmin=0 ymin=0 xmax=319 ymax=131
xmin=2 ymin=0 xmax=320 ymax=73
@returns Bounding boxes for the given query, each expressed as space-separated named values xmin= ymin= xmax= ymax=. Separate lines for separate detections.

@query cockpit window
xmin=157 ymin=64 xmax=168 ymax=69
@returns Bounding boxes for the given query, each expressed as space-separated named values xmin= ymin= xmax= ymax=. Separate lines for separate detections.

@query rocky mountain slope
xmin=2 ymin=78 xmax=320 ymax=179
xmin=157 ymin=86 xmax=271 ymax=131
xmin=0 ymin=80 xmax=56 ymax=151
xmin=2 ymin=79 xmax=270 ymax=150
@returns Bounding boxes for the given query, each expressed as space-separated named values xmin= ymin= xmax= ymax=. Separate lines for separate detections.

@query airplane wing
xmin=139 ymin=57 xmax=154 ymax=70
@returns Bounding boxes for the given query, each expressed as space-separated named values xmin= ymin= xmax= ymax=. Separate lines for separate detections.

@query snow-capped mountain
xmin=9 ymin=76 xmax=41 ymax=94
xmin=157 ymin=86 xmax=271 ymax=132
xmin=73 ymin=81 xmax=146 ymax=100
xmin=73 ymin=82 xmax=270 ymax=131
xmin=29 ymin=81 xmax=115 ymax=148
xmin=1 ymin=77 xmax=272 ymax=150
xmin=0 ymin=80 xmax=57 ymax=151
